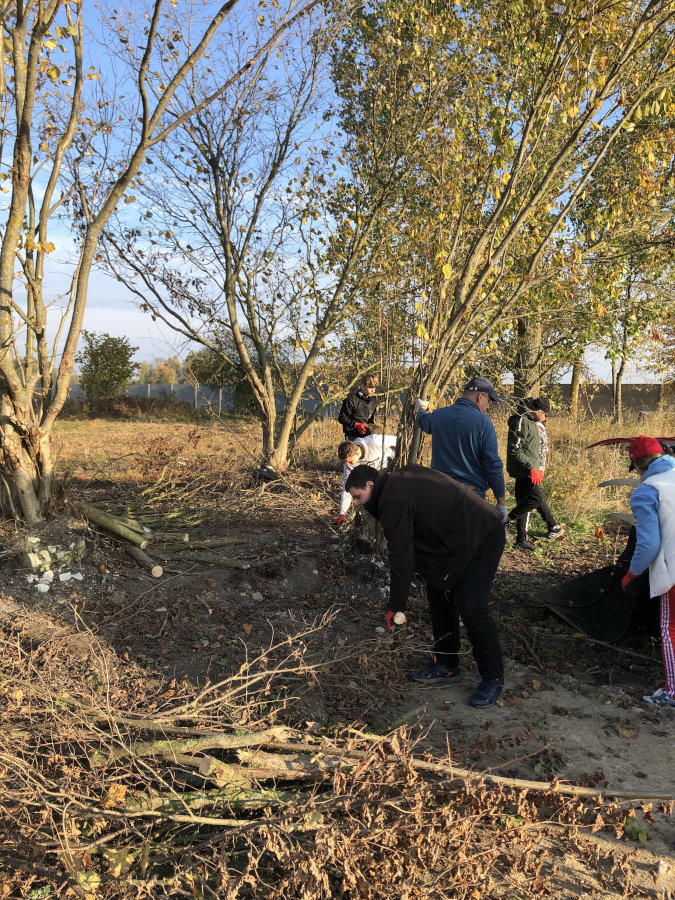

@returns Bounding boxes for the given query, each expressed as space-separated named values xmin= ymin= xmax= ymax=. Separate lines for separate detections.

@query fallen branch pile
xmin=0 ymin=614 xmax=670 ymax=899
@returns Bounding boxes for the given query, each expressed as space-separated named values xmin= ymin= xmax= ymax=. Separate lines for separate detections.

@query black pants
xmin=510 ymin=477 xmax=557 ymax=542
xmin=426 ymin=526 xmax=505 ymax=679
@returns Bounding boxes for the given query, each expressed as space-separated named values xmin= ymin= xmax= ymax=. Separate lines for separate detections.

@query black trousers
xmin=510 ymin=477 xmax=557 ymax=541
xmin=426 ymin=526 xmax=505 ymax=679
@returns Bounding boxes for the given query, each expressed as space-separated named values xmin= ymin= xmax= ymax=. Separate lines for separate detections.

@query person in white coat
xmin=622 ymin=435 xmax=675 ymax=707
xmin=334 ymin=432 xmax=397 ymax=526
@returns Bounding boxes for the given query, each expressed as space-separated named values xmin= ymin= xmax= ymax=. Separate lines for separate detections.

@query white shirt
xmin=339 ymin=433 xmax=397 ymax=515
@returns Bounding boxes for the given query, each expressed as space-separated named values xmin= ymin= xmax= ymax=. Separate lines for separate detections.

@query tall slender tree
xmin=0 ymin=0 xmax=320 ymax=521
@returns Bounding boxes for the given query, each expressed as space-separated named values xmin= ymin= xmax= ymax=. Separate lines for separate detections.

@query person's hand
xmin=621 ymin=571 xmax=637 ymax=591
xmin=414 ymin=398 xmax=429 ymax=414
xmin=496 ymin=503 xmax=508 ymax=523
xmin=530 ymin=468 xmax=543 ymax=485
xmin=333 ymin=515 xmax=346 ymax=529
xmin=354 ymin=421 xmax=368 ymax=436
xmin=386 ymin=611 xmax=407 ymax=631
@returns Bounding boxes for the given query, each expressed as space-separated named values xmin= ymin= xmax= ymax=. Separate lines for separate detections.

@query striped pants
xmin=660 ymin=586 xmax=675 ymax=698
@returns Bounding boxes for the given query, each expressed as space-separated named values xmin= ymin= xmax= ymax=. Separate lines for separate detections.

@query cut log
xmin=124 ymin=784 xmax=291 ymax=813
xmin=90 ymin=732 xmax=266 ymax=768
xmin=77 ymin=502 xmax=149 ymax=549
xmin=236 ymin=748 xmax=344 ymax=780
xmin=124 ymin=543 xmax=163 ymax=578
xmin=198 ymin=756 xmax=254 ymax=788
xmin=148 ymin=531 xmax=189 ymax=544
xmin=115 ymin=515 xmax=150 ymax=534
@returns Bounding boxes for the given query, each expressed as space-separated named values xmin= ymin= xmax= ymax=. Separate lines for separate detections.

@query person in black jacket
xmin=338 ymin=374 xmax=378 ymax=439
xmin=346 ymin=463 xmax=506 ymax=708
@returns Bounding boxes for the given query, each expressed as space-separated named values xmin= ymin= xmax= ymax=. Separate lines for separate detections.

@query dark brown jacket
xmin=363 ymin=464 xmax=502 ymax=611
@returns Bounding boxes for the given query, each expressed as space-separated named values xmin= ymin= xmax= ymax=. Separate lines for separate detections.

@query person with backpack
xmin=506 ymin=397 xmax=564 ymax=550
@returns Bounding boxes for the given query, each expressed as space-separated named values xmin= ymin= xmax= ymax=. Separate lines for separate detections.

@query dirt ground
xmin=1 ymin=419 xmax=673 ymax=898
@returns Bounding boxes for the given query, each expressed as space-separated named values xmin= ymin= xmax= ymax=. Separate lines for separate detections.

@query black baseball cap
xmin=464 ymin=376 xmax=501 ymax=402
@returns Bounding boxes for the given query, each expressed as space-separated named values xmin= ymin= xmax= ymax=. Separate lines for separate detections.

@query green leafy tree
xmin=135 ymin=357 xmax=184 ymax=385
xmin=76 ymin=332 xmax=139 ymax=407
xmin=184 ymin=349 xmax=233 ymax=389
xmin=333 ymin=0 xmax=675 ymax=458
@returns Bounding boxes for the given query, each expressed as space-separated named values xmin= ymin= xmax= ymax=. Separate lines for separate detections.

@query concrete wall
xmin=557 ymin=383 xmax=672 ymax=417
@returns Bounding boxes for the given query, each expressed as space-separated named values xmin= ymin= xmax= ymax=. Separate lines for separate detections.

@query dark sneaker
xmin=547 ymin=525 xmax=565 ymax=541
xmin=515 ymin=539 xmax=535 ymax=552
xmin=642 ymin=688 xmax=675 ymax=707
xmin=411 ymin=662 xmax=463 ymax=685
xmin=469 ymin=677 xmax=504 ymax=708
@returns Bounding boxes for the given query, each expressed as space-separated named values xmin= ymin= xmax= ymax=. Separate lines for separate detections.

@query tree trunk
xmin=513 ymin=315 xmax=542 ymax=399
xmin=0 ymin=385 xmax=50 ymax=523
xmin=613 ymin=359 xmax=626 ymax=425
xmin=568 ymin=358 xmax=582 ymax=419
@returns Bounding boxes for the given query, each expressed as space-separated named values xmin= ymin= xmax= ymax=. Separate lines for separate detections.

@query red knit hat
xmin=628 ymin=435 xmax=663 ymax=469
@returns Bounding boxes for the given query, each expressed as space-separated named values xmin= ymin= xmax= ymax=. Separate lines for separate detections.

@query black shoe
xmin=469 ymin=677 xmax=504 ymax=708
xmin=515 ymin=539 xmax=535 ymax=551
xmin=547 ymin=525 xmax=565 ymax=541
xmin=410 ymin=662 xmax=463 ymax=685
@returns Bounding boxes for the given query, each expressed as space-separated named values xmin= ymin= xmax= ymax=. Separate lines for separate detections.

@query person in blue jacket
xmin=414 ymin=376 xmax=507 ymax=522
xmin=622 ymin=435 xmax=675 ymax=707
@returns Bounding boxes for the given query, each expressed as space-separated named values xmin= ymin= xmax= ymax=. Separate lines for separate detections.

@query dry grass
xmin=49 ymin=407 xmax=675 ymax=535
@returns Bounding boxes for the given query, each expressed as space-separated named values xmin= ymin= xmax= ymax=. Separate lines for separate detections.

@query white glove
xmin=496 ymin=503 xmax=509 ymax=523
xmin=414 ymin=398 xmax=429 ymax=414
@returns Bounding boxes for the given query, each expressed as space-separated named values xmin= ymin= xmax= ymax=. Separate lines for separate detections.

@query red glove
xmin=354 ymin=421 xmax=368 ymax=436
xmin=530 ymin=468 xmax=544 ymax=485
xmin=333 ymin=515 xmax=346 ymax=528
xmin=386 ymin=610 xmax=395 ymax=631
xmin=621 ymin=571 xmax=637 ymax=591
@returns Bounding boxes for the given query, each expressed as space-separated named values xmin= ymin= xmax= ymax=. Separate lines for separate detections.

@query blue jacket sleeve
xmin=416 ymin=409 xmax=433 ymax=434
xmin=629 ymin=484 xmax=661 ymax=575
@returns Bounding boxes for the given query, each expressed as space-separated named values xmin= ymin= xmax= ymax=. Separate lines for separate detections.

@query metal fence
xmin=65 ymin=381 xmax=673 ymax=417
xmin=66 ymin=382 xmax=336 ymax=416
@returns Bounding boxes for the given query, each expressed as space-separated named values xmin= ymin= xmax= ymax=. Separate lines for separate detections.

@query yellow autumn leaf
xmin=47 ymin=65 xmax=60 ymax=82
xmin=532 ymin=679 xmax=540 ymax=692
xmin=242 ymin=623 xmax=252 ymax=635
xmin=76 ymin=870 xmax=100 ymax=899
xmin=102 ymin=783 xmax=128 ymax=809
xmin=104 ymin=846 xmax=135 ymax=878
xmin=441 ymin=263 xmax=452 ymax=279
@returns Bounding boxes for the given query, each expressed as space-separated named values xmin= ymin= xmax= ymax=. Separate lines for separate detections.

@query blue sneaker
xmin=469 ymin=677 xmax=504 ymax=707
xmin=411 ymin=662 xmax=463 ymax=685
